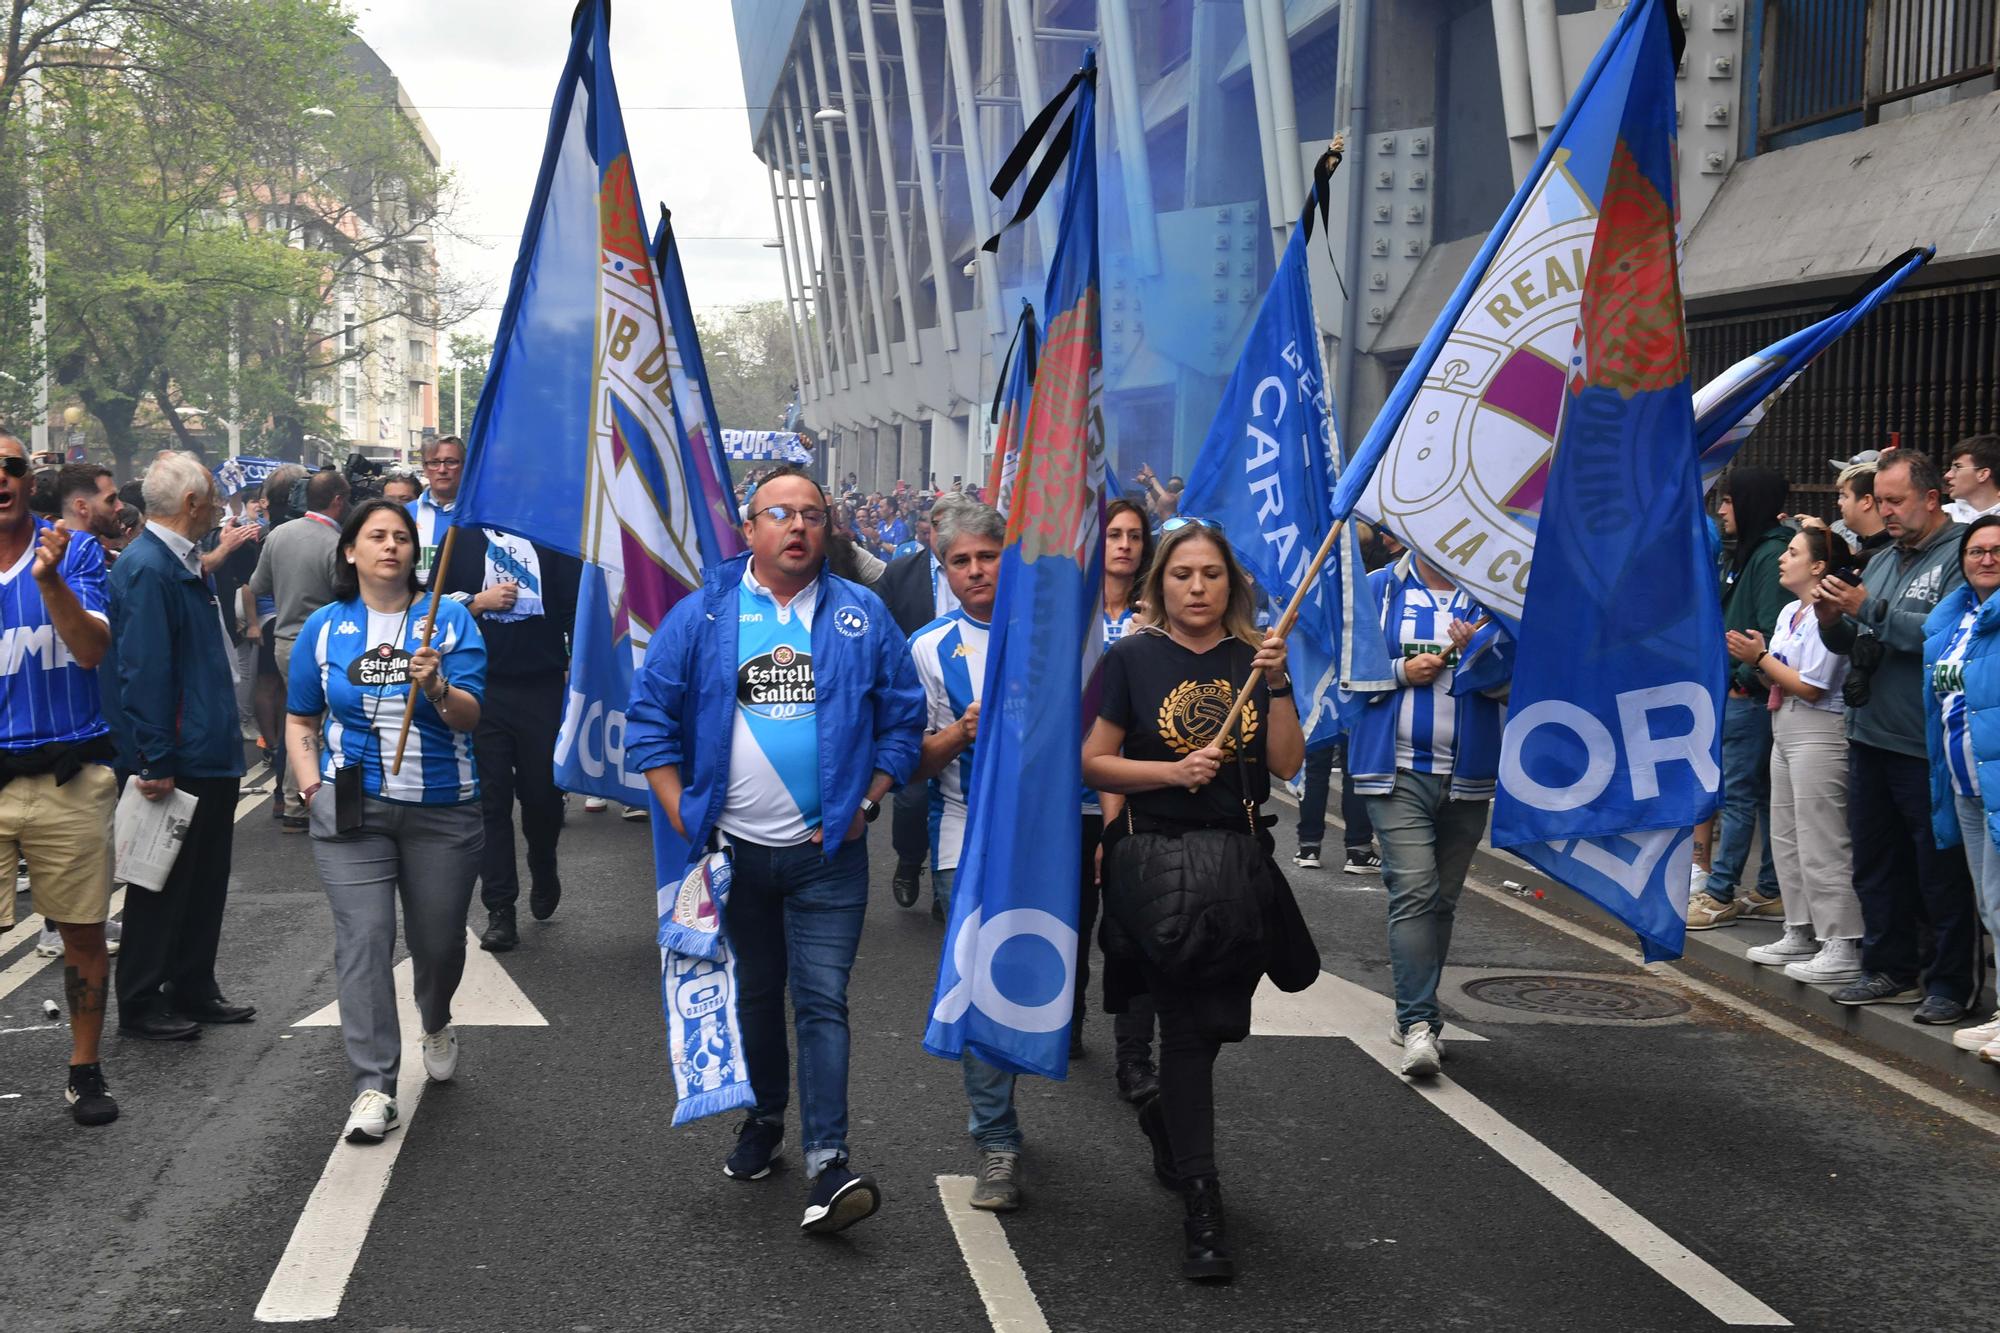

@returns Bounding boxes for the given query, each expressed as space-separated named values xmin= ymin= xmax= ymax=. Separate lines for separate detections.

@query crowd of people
xmin=11 ymin=429 xmax=2000 ymax=1285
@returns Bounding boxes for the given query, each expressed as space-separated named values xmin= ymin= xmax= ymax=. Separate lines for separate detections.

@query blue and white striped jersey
xmin=1936 ymin=606 xmax=1980 ymax=799
xmin=1392 ymin=580 xmax=1476 ymax=777
xmin=288 ymin=595 xmax=487 ymax=804
xmin=908 ymin=609 xmax=988 ymax=872
xmin=0 ymin=520 xmax=110 ymax=749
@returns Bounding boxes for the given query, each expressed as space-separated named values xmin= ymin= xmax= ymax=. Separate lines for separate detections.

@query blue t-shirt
xmin=0 ymin=520 xmax=111 ymax=749
xmin=720 ymin=574 xmax=821 ymax=843
xmin=288 ymin=594 xmax=487 ymax=804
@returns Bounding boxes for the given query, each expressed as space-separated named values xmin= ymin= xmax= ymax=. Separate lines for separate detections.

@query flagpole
xmin=390 ymin=524 xmax=462 ymax=775
xmin=1213 ymin=515 xmax=1348 ymax=743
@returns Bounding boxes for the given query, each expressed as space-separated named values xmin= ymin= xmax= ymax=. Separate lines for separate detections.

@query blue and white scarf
xmin=657 ymin=852 xmax=755 ymax=1125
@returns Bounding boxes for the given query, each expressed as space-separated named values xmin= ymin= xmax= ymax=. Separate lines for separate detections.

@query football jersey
xmin=1393 ymin=581 xmax=1476 ymax=776
xmin=908 ymin=610 xmax=988 ymax=871
xmin=1936 ymin=607 xmax=1979 ymax=799
xmin=0 ymin=520 xmax=111 ymax=749
xmin=719 ymin=570 xmax=821 ymax=844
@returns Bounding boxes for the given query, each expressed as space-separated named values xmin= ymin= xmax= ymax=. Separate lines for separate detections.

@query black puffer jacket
xmin=1103 ymin=825 xmax=1272 ymax=989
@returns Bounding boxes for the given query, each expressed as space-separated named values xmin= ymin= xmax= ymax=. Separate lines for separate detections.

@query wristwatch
xmin=860 ymin=797 xmax=882 ymax=823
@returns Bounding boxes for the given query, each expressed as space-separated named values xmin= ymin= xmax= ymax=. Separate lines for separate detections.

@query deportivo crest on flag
xmin=451 ymin=0 xmax=749 ymax=1119
xmin=926 ymin=52 xmax=1105 ymax=1080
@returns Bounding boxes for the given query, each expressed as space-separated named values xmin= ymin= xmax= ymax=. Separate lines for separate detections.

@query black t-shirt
xmin=1098 ymin=629 xmax=1270 ymax=827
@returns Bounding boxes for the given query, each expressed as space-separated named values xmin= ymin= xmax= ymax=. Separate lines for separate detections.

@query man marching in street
xmin=626 ymin=463 xmax=924 ymax=1235
xmin=0 ymin=436 xmax=122 ymax=1123
xmin=906 ymin=501 xmax=1025 ymax=1209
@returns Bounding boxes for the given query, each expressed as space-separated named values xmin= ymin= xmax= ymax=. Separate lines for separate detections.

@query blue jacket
xmin=1347 ymin=555 xmax=1511 ymax=801
xmin=105 ymin=527 xmax=246 ymax=781
xmin=1921 ymin=585 xmax=2000 ymax=854
xmin=624 ymin=553 xmax=924 ymax=865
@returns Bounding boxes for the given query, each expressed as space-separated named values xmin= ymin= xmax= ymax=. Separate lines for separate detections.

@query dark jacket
xmin=1821 ymin=518 xmax=1966 ymax=758
xmin=433 ymin=527 xmax=582 ymax=682
xmin=877 ymin=548 xmax=939 ymax=638
xmin=1721 ymin=525 xmax=1791 ymax=693
xmin=105 ymin=528 xmax=246 ymax=781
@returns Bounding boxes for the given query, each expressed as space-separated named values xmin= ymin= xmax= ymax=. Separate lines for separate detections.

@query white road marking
xmin=937 ymin=1175 xmax=1052 ymax=1333
xmin=1302 ymin=976 xmax=1789 ymax=1326
xmin=258 ymin=930 xmax=547 ymax=1323
xmin=1464 ymin=878 xmax=2000 ymax=1140
xmin=1251 ymin=970 xmax=1489 ymax=1042
xmin=0 ymin=788 xmax=270 ymax=1002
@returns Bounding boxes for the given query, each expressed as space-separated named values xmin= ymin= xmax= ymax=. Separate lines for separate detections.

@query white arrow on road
xmin=255 ymin=932 xmax=546 ymax=1324
xmin=1252 ymin=973 xmax=1787 ymax=1326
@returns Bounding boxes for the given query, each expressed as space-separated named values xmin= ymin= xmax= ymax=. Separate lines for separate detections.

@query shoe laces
xmin=981 ymin=1152 xmax=1018 ymax=1183
xmin=352 ymin=1089 xmax=391 ymax=1116
xmin=422 ymin=1029 xmax=453 ymax=1053
xmin=69 ymin=1065 xmax=108 ymax=1097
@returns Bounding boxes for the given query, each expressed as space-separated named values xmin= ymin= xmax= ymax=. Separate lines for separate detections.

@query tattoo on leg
xmin=64 ymin=964 xmax=107 ymax=1019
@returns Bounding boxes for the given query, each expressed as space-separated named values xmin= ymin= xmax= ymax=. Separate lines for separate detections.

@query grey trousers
xmin=310 ymin=793 xmax=484 ymax=1097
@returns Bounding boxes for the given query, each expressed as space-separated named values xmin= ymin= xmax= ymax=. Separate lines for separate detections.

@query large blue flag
xmin=925 ymin=53 xmax=1105 ymax=1078
xmin=447 ymin=1 xmax=751 ymax=1113
xmin=1179 ymin=193 xmax=1392 ymax=746
xmin=1695 ymin=246 xmax=1932 ymax=491
xmin=653 ymin=209 xmax=743 ymax=547
xmin=987 ymin=302 xmax=1038 ymax=516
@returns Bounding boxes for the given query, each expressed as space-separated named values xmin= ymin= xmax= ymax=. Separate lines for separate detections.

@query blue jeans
xmin=1707 ymin=694 xmax=1778 ymax=903
xmin=722 ymin=833 xmax=870 ymax=1177
xmin=1297 ymin=738 xmax=1374 ymax=852
xmin=1367 ymin=770 xmax=1490 ymax=1034
xmin=936 ymin=867 xmax=1022 ymax=1152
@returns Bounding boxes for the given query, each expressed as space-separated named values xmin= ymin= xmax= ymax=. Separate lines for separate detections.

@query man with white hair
xmin=104 ymin=451 xmax=252 ymax=1041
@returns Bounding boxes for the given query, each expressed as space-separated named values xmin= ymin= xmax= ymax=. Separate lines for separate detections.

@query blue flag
xmin=1179 ymin=201 xmax=1391 ymax=745
xmin=925 ymin=53 xmax=1105 ymax=1079
xmin=988 ymin=303 xmax=1038 ymax=516
xmin=653 ymin=211 xmax=743 ymax=549
xmin=1695 ymin=246 xmax=1932 ymax=490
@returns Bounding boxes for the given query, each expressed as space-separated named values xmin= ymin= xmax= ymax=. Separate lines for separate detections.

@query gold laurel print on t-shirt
xmin=1158 ymin=679 xmax=1261 ymax=756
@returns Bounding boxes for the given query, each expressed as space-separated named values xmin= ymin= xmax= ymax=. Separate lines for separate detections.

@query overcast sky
xmin=350 ymin=0 xmax=788 ymax=342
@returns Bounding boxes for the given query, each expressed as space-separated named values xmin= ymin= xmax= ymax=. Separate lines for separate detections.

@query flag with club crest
xmin=986 ymin=303 xmax=1038 ymax=515
xmin=925 ymin=53 xmax=1105 ymax=1078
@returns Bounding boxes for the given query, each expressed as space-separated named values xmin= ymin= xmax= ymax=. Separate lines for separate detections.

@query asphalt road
xmin=6 ymin=778 xmax=2000 ymax=1333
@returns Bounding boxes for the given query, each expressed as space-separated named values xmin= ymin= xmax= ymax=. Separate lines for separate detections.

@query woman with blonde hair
xmin=1084 ymin=517 xmax=1306 ymax=1282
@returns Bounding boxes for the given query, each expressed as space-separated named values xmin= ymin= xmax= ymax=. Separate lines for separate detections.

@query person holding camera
xmin=1815 ymin=450 xmax=1977 ymax=1022
xmin=286 ymin=498 xmax=486 ymax=1144
xmin=1725 ymin=525 xmax=1863 ymax=982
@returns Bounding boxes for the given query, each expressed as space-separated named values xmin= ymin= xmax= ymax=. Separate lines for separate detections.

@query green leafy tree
xmin=695 ymin=300 xmax=797 ymax=433
xmin=438 ymin=332 xmax=489 ymax=437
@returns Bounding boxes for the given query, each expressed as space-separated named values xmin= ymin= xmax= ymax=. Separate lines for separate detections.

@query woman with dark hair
xmin=1690 ymin=465 xmax=1793 ymax=929
xmin=1923 ymin=513 xmax=2000 ymax=1061
xmin=285 ymin=498 xmax=487 ymax=1144
xmin=1726 ymin=524 xmax=1862 ymax=981
xmin=1083 ymin=519 xmax=1305 ymax=1282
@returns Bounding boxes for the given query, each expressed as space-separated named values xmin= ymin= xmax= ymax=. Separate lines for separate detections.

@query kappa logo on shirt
xmin=833 ymin=606 xmax=868 ymax=638
xmin=951 ymin=642 xmax=971 ymax=658
xmin=335 ymin=622 xmax=361 ymax=635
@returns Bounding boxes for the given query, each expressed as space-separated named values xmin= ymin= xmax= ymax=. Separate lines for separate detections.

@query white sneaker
xmin=583 ymin=796 xmax=608 ymax=813
xmin=36 ymin=924 xmax=62 ymax=957
xmin=1388 ymin=1020 xmax=1448 ymax=1060
xmin=1746 ymin=924 xmax=1818 ymax=966
xmin=620 ymin=804 xmax=648 ymax=822
xmin=1952 ymin=1009 xmax=2000 ymax=1052
xmin=1981 ymin=1036 xmax=2000 ymax=1066
xmin=103 ymin=917 xmax=121 ymax=956
xmin=1783 ymin=937 xmax=1865 ymax=985
xmin=1398 ymin=1025 xmax=1441 ymax=1078
xmin=343 ymin=1089 xmax=399 ymax=1143
xmin=421 ymin=1027 xmax=459 ymax=1082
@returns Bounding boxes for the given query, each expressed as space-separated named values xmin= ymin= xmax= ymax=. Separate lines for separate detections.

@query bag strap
xmin=1232 ymin=640 xmax=1256 ymax=837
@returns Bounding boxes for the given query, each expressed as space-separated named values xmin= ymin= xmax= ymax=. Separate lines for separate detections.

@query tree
xmin=695 ymin=301 xmax=797 ymax=433
xmin=438 ymin=332 xmax=489 ymax=438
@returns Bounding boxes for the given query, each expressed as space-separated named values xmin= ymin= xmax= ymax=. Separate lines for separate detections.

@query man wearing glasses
xmin=627 ymin=464 xmax=924 ymax=1236
xmin=407 ymin=435 xmax=580 ymax=952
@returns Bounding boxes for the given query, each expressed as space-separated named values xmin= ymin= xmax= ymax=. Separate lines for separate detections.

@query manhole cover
xmin=1458 ymin=975 xmax=1690 ymax=1021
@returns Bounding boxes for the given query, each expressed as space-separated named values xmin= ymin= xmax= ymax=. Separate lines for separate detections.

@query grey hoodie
xmin=1821 ymin=517 xmax=1965 ymax=758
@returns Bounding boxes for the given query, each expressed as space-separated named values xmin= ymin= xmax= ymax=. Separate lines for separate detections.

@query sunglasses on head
xmin=1159 ymin=515 xmax=1225 ymax=535
xmin=0 ymin=455 xmax=28 ymax=479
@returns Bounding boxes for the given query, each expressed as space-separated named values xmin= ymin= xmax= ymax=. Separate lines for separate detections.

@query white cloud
xmin=350 ymin=0 xmax=788 ymax=342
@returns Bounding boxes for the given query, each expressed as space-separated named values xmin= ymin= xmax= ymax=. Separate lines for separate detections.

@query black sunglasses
xmin=0 ymin=455 xmax=31 ymax=479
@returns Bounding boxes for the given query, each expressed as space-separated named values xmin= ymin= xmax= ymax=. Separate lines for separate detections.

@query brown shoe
xmin=1736 ymin=890 xmax=1785 ymax=921
xmin=1684 ymin=891 xmax=1742 ymax=930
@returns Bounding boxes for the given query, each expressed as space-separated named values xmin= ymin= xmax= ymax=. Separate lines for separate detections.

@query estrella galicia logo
xmin=833 ymin=605 xmax=868 ymax=639
xmin=738 ymin=644 xmax=815 ymax=719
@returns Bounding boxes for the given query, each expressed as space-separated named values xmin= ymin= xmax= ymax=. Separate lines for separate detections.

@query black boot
xmin=479 ymin=910 xmax=518 ymax=952
xmin=1136 ymin=1094 xmax=1180 ymax=1190
xmin=891 ymin=861 xmax=921 ymax=908
xmin=1181 ymin=1176 xmax=1234 ymax=1282
xmin=1116 ymin=1058 xmax=1160 ymax=1103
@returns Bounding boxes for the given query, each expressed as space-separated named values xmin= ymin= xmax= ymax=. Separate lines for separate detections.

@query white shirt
xmin=1947 ymin=497 xmax=2000 ymax=524
xmin=1767 ymin=599 xmax=1848 ymax=715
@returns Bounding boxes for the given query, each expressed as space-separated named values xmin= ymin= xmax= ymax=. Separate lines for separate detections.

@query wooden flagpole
xmin=390 ymin=524 xmax=461 ymax=775
xmin=1211 ymin=515 xmax=1348 ymax=744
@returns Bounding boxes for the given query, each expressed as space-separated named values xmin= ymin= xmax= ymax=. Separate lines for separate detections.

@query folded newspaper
xmin=113 ymin=778 xmax=200 ymax=891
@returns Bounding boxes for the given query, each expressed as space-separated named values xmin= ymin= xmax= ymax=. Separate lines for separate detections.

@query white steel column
xmin=779 ymin=84 xmax=847 ymax=389
xmin=1523 ymin=0 xmax=1567 ymax=140
xmin=1240 ymin=0 xmax=1286 ymax=239
xmin=1002 ymin=0 xmax=1059 ymax=261
xmin=940 ymin=0 xmax=1005 ymax=335
xmin=1491 ymin=0 xmax=1539 ymax=183
xmin=1256 ymin=0 xmax=1305 ymax=221
xmin=848 ymin=0 xmax=924 ymax=364
xmin=772 ymin=128 xmax=831 ymax=395
xmin=766 ymin=158 xmax=818 ymax=403
xmin=799 ymin=45 xmax=870 ymax=381
xmin=892 ymin=0 xmax=959 ymax=352
xmin=1098 ymin=0 xmax=1161 ymax=275
xmin=825 ymin=4 xmax=896 ymax=373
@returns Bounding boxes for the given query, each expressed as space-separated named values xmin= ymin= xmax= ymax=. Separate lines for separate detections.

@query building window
xmin=341 ymin=378 xmax=360 ymax=432
xmin=342 ymin=310 xmax=359 ymax=351
xmin=1759 ymin=0 xmax=2000 ymax=150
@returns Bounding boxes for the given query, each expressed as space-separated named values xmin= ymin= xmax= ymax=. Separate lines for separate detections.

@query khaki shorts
xmin=0 ymin=765 xmax=116 ymax=925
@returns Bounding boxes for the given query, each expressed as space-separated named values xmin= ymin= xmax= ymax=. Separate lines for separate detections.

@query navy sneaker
xmin=723 ymin=1118 xmax=784 ymax=1181
xmin=1913 ymin=995 xmax=1967 ymax=1026
xmin=1833 ymin=973 xmax=1921 ymax=1007
xmin=800 ymin=1162 xmax=881 ymax=1234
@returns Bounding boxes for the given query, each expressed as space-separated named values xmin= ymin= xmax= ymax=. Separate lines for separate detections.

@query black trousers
xmin=1847 ymin=741 xmax=1977 ymax=1001
xmin=1152 ymin=976 xmax=1256 ymax=1180
xmin=1078 ymin=811 xmax=1157 ymax=1061
xmin=116 ymin=774 xmax=242 ymax=1019
xmin=476 ymin=673 xmax=566 ymax=914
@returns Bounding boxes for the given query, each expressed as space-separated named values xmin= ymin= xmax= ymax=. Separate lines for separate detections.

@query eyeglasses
xmin=0 ymin=456 xmax=27 ymax=479
xmin=1967 ymin=546 xmax=2000 ymax=564
xmin=750 ymin=504 xmax=828 ymax=528
xmin=1159 ymin=516 xmax=1225 ymax=535
xmin=423 ymin=457 xmax=463 ymax=471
